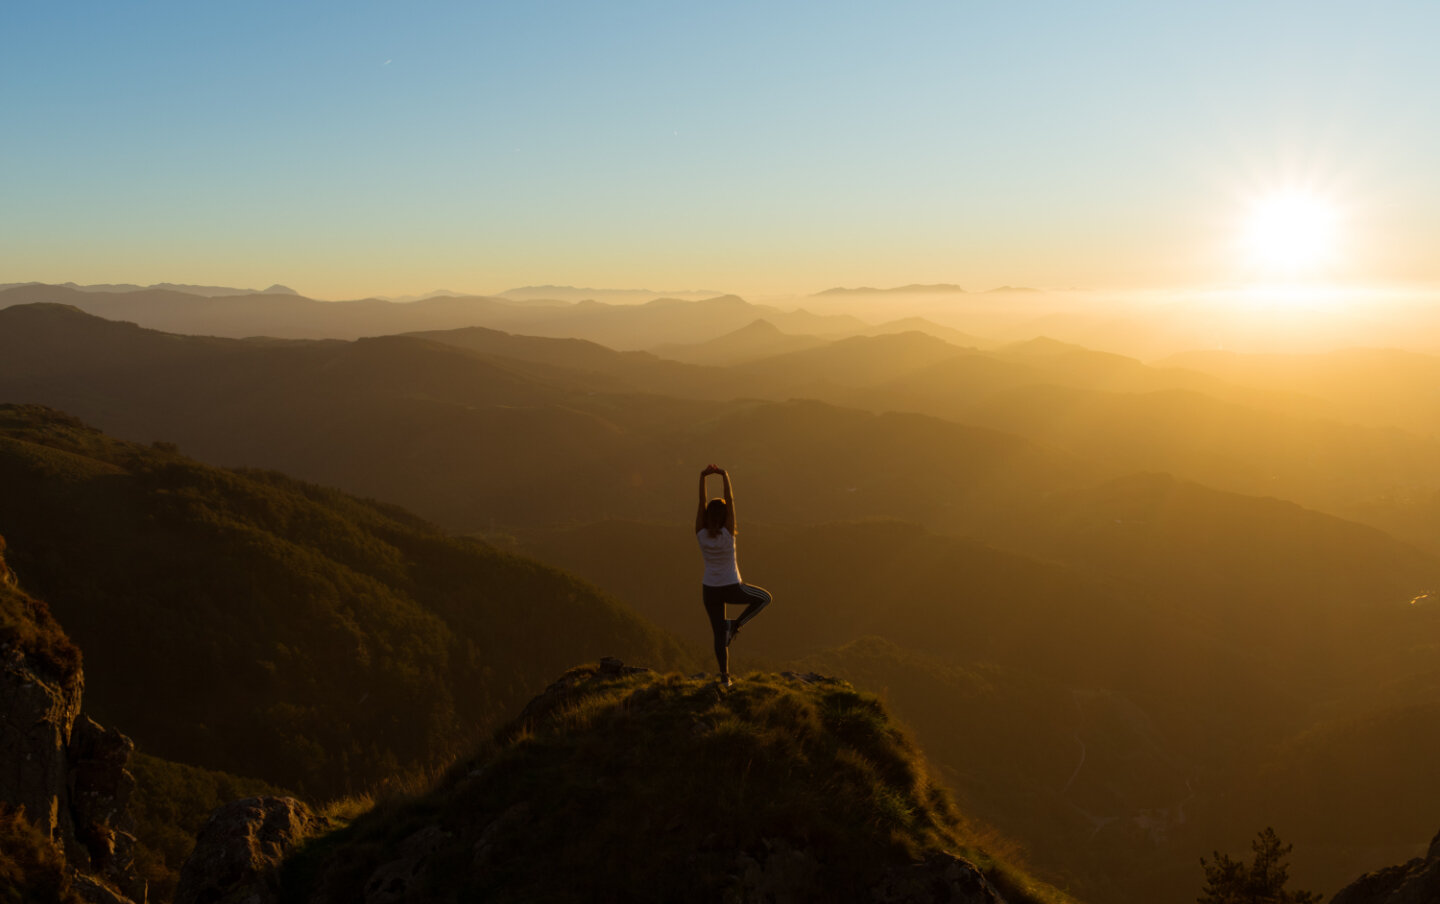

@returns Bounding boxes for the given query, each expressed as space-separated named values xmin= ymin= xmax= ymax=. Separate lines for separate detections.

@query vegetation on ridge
xmin=0 ymin=573 xmax=82 ymax=696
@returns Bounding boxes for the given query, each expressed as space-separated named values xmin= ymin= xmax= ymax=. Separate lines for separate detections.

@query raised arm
xmin=719 ymin=468 xmax=736 ymax=533
xmin=695 ymin=467 xmax=711 ymax=533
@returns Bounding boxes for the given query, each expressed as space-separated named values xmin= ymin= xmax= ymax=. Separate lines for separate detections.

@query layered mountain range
xmin=3 ymin=289 xmax=1439 ymax=901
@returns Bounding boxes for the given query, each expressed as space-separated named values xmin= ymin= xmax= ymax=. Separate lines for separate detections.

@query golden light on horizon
xmin=1240 ymin=191 xmax=1343 ymax=278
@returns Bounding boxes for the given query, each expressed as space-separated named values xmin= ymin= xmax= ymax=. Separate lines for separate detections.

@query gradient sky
xmin=3 ymin=1 xmax=1439 ymax=300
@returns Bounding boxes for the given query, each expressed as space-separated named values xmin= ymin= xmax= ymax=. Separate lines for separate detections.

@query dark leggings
xmin=702 ymin=582 xmax=772 ymax=674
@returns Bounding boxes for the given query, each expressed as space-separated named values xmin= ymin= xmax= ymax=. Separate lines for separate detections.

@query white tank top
xmin=697 ymin=528 xmax=742 ymax=586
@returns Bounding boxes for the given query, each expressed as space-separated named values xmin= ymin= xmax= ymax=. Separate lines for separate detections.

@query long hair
xmin=704 ymin=499 xmax=728 ymax=536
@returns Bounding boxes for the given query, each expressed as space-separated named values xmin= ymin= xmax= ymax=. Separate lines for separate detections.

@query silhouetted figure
xmin=696 ymin=465 xmax=772 ymax=687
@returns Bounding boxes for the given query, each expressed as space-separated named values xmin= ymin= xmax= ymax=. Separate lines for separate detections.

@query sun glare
xmin=1241 ymin=191 xmax=1342 ymax=277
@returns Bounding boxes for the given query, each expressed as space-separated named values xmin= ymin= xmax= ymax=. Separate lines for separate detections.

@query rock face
xmin=174 ymin=796 xmax=327 ymax=904
xmin=0 ymin=535 xmax=144 ymax=903
xmin=1329 ymin=829 xmax=1440 ymax=904
xmin=0 ymin=631 xmax=83 ymax=850
xmin=68 ymin=715 xmax=140 ymax=890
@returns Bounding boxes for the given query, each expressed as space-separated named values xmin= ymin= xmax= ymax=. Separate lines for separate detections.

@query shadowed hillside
xmin=264 ymin=661 xmax=1077 ymax=904
xmin=0 ymin=405 xmax=692 ymax=797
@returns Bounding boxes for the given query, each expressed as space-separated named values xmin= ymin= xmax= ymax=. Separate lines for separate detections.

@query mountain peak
xmin=732 ymin=317 xmax=784 ymax=336
xmin=255 ymin=659 xmax=1057 ymax=903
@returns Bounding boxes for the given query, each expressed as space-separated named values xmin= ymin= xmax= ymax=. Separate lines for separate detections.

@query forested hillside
xmin=0 ymin=405 xmax=692 ymax=797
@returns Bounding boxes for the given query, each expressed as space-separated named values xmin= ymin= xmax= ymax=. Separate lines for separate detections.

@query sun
xmin=1240 ymin=191 xmax=1342 ymax=277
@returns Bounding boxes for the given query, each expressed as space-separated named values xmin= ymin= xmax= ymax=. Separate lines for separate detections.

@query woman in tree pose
xmin=696 ymin=464 xmax=772 ymax=686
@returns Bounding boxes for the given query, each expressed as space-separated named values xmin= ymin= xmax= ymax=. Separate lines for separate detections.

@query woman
xmin=696 ymin=464 xmax=772 ymax=686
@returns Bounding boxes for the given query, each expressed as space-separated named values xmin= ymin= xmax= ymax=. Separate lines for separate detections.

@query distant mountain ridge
xmin=816 ymin=283 xmax=968 ymax=296
xmin=498 ymin=284 xmax=726 ymax=303
xmin=812 ymin=284 xmax=1042 ymax=297
xmin=0 ymin=283 xmax=870 ymax=344
xmin=0 ymin=281 xmax=297 ymax=296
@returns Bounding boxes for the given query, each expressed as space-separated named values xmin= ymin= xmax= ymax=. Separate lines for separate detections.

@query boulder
xmin=174 ymin=796 xmax=326 ymax=904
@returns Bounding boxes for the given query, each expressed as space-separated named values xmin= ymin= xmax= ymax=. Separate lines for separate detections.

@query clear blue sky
xmin=3 ymin=1 xmax=1438 ymax=298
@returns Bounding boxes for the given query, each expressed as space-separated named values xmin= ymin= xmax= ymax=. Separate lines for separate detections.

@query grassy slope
xmin=0 ymin=570 xmax=82 ymax=698
xmin=279 ymin=665 xmax=1078 ymax=904
xmin=0 ymin=405 xmax=694 ymax=796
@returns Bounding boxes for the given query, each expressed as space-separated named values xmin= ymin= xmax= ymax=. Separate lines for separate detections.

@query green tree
xmin=1199 ymin=827 xmax=1321 ymax=904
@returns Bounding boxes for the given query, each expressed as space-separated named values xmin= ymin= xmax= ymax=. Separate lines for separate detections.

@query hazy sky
xmin=4 ymin=1 xmax=1439 ymax=300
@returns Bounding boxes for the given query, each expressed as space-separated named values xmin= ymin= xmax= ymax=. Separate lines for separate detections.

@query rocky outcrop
xmin=174 ymin=796 xmax=327 ymax=904
xmin=0 ymin=537 xmax=144 ymax=903
xmin=1 ymin=631 xmax=83 ymax=850
xmin=1329 ymin=829 xmax=1440 ymax=904
xmin=68 ymin=715 xmax=140 ymax=896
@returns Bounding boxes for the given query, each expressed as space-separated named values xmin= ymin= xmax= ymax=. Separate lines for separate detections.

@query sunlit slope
xmin=408 ymin=323 xmax=1440 ymax=541
xmin=277 ymin=664 xmax=1077 ymax=904
xmin=709 ymin=333 xmax=1440 ymax=538
xmin=703 ymin=330 xmax=1440 ymax=551
xmin=0 ymin=405 xmax=692 ymax=795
